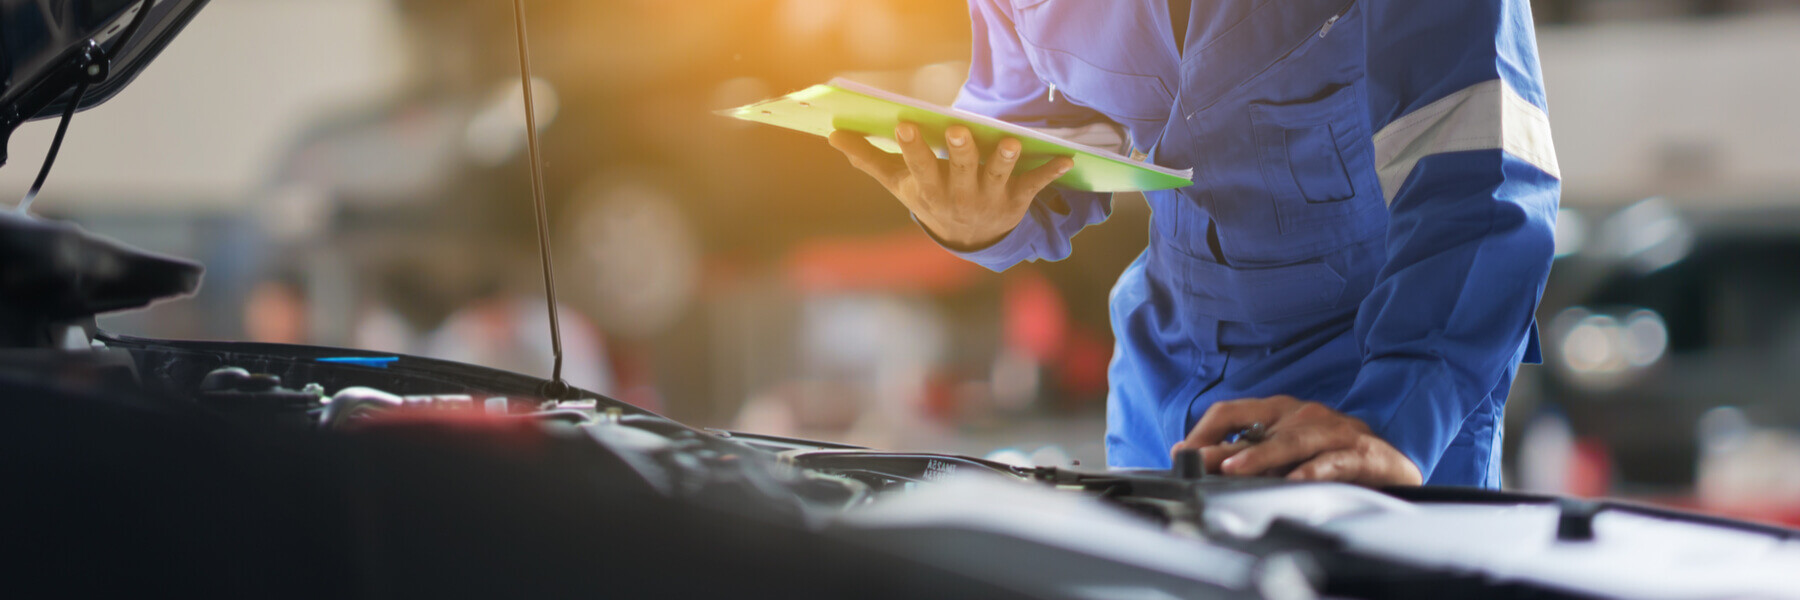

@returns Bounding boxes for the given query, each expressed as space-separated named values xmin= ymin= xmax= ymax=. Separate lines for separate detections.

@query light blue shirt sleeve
xmin=1334 ymin=0 xmax=1560 ymax=481
xmin=934 ymin=0 xmax=1117 ymax=273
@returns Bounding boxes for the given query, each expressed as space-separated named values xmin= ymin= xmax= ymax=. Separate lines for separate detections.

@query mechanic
xmin=830 ymin=0 xmax=1559 ymax=488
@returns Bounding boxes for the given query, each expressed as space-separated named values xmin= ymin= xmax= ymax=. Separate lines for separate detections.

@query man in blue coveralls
xmin=830 ymin=0 xmax=1559 ymax=488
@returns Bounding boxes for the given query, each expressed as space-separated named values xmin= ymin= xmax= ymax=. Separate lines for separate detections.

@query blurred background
xmin=10 ymin=0 xmax=1800 ymax=525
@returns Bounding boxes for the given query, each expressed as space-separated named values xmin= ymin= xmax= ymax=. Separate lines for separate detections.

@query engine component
xmin=194 ymin=366 xmax=324 ymax=427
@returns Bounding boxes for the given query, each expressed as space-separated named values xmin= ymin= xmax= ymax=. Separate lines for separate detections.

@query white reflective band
xmin=1372 ymin=78 xmax=1561 ymax=204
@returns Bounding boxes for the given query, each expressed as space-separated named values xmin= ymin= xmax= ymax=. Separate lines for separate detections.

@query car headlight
xmin=1553 ymin=307 xmax=1668 ymax=391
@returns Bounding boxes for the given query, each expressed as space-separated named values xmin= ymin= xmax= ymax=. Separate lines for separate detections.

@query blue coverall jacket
xmin=945 ymin=0 xmax=1560 ymax=487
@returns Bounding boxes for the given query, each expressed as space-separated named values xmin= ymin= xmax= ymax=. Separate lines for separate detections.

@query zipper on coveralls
xmin=1185 ymin=0 xmax=1360 ymax=121
xmin=1320 ymin=0 xmax=1355 ymax=37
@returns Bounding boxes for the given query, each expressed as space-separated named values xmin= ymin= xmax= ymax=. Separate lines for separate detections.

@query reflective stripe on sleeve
xmin=1372 ymin=78 xmax=1561 ymax=204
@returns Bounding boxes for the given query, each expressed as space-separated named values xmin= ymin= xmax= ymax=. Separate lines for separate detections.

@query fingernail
xmin=948 ymin=132 xmax=966 ymax=147
xmin=897 ymin=125 xmax=914 ymax=142
xmin=1057 ymin=164 xmax=1072 ymax=175
xmin=1000 ymin=146 xmax=1017 ymax=159
xmin=1222 ymin=457 xmax=1239 ymax=470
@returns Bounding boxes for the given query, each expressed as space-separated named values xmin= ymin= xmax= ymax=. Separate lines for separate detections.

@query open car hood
xmin=0 ymin=0 xmax=210 ymax=165
xmin=0 ymin=0 xmax=211 ymax=346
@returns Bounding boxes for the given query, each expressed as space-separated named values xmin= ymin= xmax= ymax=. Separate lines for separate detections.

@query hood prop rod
xmin=509 ymin=0 xmax=570 ymax=400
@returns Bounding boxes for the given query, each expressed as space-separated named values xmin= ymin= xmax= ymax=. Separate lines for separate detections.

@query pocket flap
xmin=1176 ymin=251 xmax=1348 ymax=323
xmin=1247 ymin=82 xmax=1386 ymax=248
xmin=1248 ymin=81 xmax=1359 ymax=126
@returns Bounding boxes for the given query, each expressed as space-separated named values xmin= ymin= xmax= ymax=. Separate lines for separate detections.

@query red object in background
xmin=1566 ymin=437 xmax=1614 ymax=498
xmin=346 ymin=409 xmax=550 ymax=460
xmin=921 ymin=373 xmax=959 ymax=423
xmin=1002 ymin=271 xmax=1068 ymax=362
xmin=1002 ymin=271 xmax=1110 ymax=405
xmin=786 ymin=229 xmax=985 ymax=294
xmin=1054 ymin=328 xmax=1111 ymax=402
xmin=1642 ymin=496 xmax=1800 ymax=530
xmin=783 ymin=229 xmax=1115 ymax=410
xmin=1557 ymin=435 xmax=1800 ymax=529
xmin=606 ymin=341 xmax=664 ymax=413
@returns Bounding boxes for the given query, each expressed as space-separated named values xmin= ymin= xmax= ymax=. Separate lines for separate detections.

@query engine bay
xmin=5 ymin=333 xmax=1794 ymax=599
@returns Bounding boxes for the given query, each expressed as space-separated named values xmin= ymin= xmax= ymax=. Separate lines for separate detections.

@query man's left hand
xmin=1171 ymin=395 xmax=1423 ymax=486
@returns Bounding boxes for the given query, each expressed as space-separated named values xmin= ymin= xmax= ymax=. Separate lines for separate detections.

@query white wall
xmin=1539 ymin=13 xmax=1800 ymax=206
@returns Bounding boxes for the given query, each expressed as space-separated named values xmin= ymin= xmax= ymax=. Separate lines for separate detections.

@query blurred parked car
xmin=1509 ymin=199 xmax=1800 ymax=506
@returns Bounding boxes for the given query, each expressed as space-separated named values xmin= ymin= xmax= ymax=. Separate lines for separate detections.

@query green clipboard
xmin=719 ymin=78 xmax=1193 ymax=193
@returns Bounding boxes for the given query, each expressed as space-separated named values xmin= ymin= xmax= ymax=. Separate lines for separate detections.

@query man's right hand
xmin=829 ymin=122 xmax=1074 ymax=251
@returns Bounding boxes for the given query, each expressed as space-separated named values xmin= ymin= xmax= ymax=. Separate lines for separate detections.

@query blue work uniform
xmin=944 ymin=0 xmax=1560 ymax=487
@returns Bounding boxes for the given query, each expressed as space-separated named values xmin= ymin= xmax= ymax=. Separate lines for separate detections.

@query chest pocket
xmin=1247 ymin=82 xmax=1385 ymax=258
xmin=1009 ymin=0 xmax=1174 ymax=124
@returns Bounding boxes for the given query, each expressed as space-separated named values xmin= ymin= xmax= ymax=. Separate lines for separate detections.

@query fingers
xmin=1009 ymin=156 xmax=1075 ymax=205
xmin=1288 ymin=439 xmax=1425 ymax=486
xmin=944 ymin=125 xmax=981 ymax=195
xmin=1198 ymin=441 xmax=1251 ymax=474
xmin=828 ymin=130 xmax=904 ymax=189
xmin=1220 ymin=423 xmax=1357 ymax=476
xmin=894 ymin=122 xmax=943 ymax=191
xmin=1286 ymin=449 xmax=1363 ymax=483
xmin=982 ymin=137 xmax=1022 ymax=190
xmin=1175 ymin=397 xmax=1293 ymax=452
xmin=1176 ymin=396 xmax=1419 ymax=485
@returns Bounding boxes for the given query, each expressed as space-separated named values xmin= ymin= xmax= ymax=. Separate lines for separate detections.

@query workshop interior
xmin=4 ymin=0 xmax=1799 ymax=597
